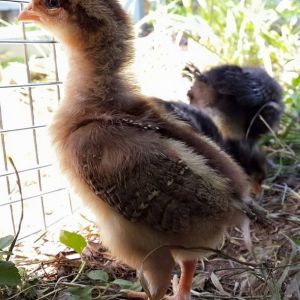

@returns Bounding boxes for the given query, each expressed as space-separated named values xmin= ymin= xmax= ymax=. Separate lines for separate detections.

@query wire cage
xmin=0 ymin=0 xmax=77 ymax=240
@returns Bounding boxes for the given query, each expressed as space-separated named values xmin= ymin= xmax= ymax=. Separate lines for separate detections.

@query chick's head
xmin=18 ymin=0 xmax=131 ymax=50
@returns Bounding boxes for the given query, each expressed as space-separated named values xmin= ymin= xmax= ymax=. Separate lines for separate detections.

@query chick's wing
xmin=73 ymin=121 xmax=231 ymax=233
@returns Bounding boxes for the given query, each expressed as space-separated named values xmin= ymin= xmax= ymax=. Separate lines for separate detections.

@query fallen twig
xmin=6 ymin=157 xmax=24 ymax=262
xmin=262 ymin=184 xmax=300 ymax=201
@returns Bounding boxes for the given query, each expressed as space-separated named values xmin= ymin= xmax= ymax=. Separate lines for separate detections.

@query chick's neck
xmin=62 ymin=22 xmax=134 ymax=108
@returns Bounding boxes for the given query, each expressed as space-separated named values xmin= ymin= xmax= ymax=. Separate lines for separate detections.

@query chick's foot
xmin=121 ymin=290 xmax=149 ymax=299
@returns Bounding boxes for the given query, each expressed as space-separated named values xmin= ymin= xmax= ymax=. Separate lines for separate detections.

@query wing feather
xmin=75 ymin=124 xmax=232 ymax=233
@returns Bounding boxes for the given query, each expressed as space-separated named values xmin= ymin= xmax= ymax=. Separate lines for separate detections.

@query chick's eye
xmin=44 ymin=0 xmax=61 ymax=9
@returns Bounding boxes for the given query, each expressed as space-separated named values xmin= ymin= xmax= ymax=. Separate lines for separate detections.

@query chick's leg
xmin=123 ymin=247 xmax=175 ymax=300
xmin=166 ymin=260 xmax=197 ymax=300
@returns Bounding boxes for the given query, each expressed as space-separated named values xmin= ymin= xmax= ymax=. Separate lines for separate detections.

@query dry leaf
xmin=192 ymin=273 xmax=207 ymax=290
xmin=210 ymin=272 xmax=231 ymax=296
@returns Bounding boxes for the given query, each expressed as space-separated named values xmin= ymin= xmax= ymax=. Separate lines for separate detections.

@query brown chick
xmin=19 ymin=1 xmax=251 ymax=299
xmin=184 ymin=64 xmax=284 ymax=143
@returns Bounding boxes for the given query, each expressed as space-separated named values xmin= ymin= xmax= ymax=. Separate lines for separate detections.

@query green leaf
xmin=0 ymin=261 xmax=21 ymax=286
xmin=283 ymin=234 xmax=300 ymax=249
xmin=289 ymin=237 xmax=300 ymax=248
xmin=129 ymin=281 xmax=143 ymax=292
xmin=261 ymin=32 xmax=288 ymax=51
xmin=67 ymin=287 xmax=92 ymax=300
xmin=112 ymin=279 xmax=142 ymax=291
xmin=86 ymin=270 xmax=109 ymax=282
xmin=22 ymin=279 xmax=40 ymax=299
xmin=292 ymin=75 xmax=300 ymax=87
xmin=0 ymin=235 xmax=14 ymax=250
xmin=59 ymin=231 xmax=87 ymax=254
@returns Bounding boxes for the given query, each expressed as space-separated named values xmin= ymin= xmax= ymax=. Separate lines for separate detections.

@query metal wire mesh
xmin=0 ymin=0 xmax=75 ymax=239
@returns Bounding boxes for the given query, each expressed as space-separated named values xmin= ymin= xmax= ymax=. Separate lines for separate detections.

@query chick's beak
xmin=18 ymin=2 xmax=41 ymax=22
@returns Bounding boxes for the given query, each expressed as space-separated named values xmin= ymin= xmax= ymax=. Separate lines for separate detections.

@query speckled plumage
xmin=76 ymin=121 xmax=232 ymax=233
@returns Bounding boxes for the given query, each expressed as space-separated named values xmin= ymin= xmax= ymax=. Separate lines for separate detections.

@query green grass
xmin=0 ymin=57 xmax=25 ymax=69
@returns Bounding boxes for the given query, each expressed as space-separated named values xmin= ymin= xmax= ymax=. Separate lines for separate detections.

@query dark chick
xmin=19 ymin=2 xmax=251 ymax=299
xmin=158 ymin=100 xmax=267 ymax=197
xmin=224 ymin=140 xmax=267 ymax=196
xmin=159 ymin=100 xmax=223 ymax=144
xmin=185 ymin=64 xmax=284 ymax=142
